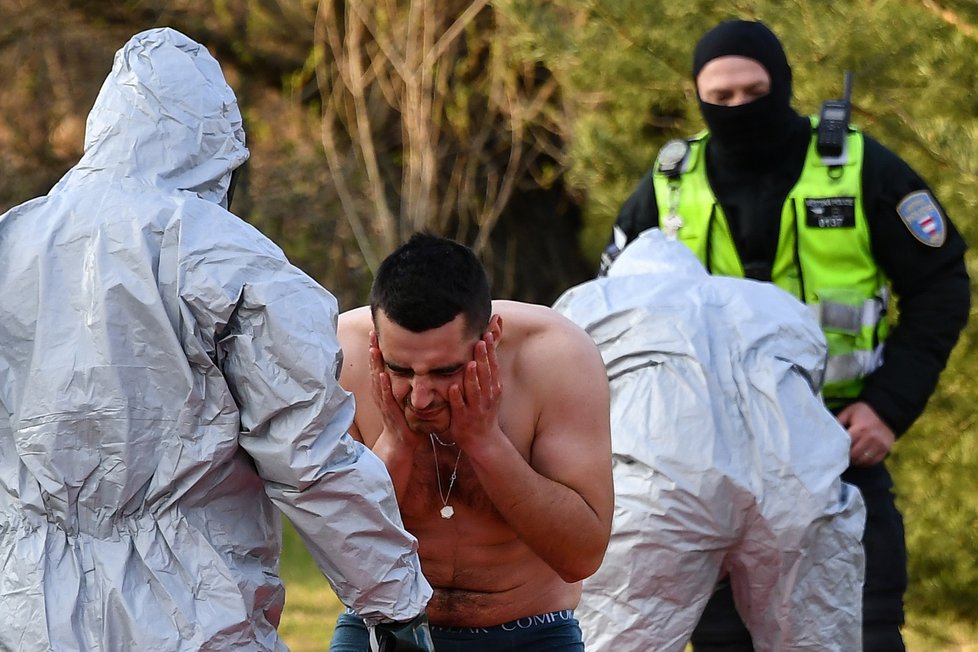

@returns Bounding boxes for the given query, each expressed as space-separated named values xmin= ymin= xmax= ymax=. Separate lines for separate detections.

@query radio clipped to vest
xmin=816 ymin=71 xmax=853 ymax=165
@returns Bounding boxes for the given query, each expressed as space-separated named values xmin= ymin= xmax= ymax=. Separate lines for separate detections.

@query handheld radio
xmin=816 ymin=71 xmax=853 ymax=161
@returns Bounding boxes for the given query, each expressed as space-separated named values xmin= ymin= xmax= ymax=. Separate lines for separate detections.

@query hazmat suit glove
xmin=368 ymin=612 xmax=434 ymax=652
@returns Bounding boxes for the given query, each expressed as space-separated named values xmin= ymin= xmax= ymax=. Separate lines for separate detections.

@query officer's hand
xmin=837 ymin=401 xmax=896 ymax=467
xmin=368 ymin=613 xmax=434 ymax=652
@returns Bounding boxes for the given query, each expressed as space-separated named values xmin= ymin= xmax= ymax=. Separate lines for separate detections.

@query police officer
xmin=600 ymin=19 xmax=971 ymax=652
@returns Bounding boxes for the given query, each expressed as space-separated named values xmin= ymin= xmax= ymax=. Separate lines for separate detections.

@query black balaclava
xmin=692 ymin=20 xmax=800 ymax=165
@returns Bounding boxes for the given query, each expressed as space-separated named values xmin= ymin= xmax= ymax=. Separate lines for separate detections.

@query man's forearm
xmin=370 ymin=431 xmax=420 ymax=503
xmin=464 ymin=429 xmax=610 ymax=582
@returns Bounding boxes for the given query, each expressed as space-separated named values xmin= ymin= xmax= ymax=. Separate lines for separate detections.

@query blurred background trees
xmin=2 ymin=0 xmax=976 ymax=646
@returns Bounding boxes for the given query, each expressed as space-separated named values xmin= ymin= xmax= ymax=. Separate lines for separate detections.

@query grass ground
xmin=278 ymin=521 xmax=978 ymax=651
xmin=278 ymin=520 xmax=344 ymax=652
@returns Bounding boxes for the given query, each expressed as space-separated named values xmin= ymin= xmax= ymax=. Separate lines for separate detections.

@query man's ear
xmin=486 ymin=314 xmax=503 ymax=347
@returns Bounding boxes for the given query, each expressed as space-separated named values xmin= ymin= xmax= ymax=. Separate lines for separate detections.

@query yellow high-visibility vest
xmin=652 ymin=119 xmax=889 ymax=401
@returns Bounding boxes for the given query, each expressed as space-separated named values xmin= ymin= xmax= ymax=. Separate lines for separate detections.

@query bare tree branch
xmin=920 ymin=0 xmax=978 ymax=41
xmin=315 ymin=0 xmax=567 ymax=262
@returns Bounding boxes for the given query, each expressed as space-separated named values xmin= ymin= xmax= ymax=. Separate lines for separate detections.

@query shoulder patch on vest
xmin=805 ymin=197 xmax=856 ymax=228
xmin=897 ymin=191 xmax=946 ymax=247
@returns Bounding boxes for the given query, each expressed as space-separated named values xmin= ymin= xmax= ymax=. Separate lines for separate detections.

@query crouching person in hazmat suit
xmin=0 ymin=28 xmax=433 ymax=652
xmin=553 ymin=228 xmax=866 ymax=652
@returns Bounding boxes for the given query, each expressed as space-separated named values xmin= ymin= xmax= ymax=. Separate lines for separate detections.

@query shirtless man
xmin=328 ymin=233 xmax=613 ymax=652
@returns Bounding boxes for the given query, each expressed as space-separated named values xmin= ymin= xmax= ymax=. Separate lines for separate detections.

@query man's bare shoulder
xmin=337 ymin=305 xmax=372 ymax=387
xmin=492 ymin=300 xmax=599 ymax=353
xmin=492 ymin=300 xmax=605 ymax=386
xmin=338 ymin=305 xmax=373 ymax=335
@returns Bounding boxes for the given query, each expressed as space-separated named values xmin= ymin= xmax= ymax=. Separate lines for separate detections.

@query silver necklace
xmin=430 ymin=431 xmax=456 ymax=447
xmin=430 ymin=433 xmax=462 ymax=519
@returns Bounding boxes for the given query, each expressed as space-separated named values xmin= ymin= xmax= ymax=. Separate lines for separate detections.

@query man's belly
xmin=411 ymin=510 xmax=582 ymax=627
xmin=426 ymin=578 xmax=582 ymax=627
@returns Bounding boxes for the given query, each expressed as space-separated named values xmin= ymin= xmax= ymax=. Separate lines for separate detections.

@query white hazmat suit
xmin=553 ymin=229 xmax=865 ymax=652
xmin=0 ymin=27 xmax=430 ymax=651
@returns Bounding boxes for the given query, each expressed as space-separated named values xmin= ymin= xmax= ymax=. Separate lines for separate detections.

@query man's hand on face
xmin=369 ymin=330 xmax=425 ymax=450
xmin=446 ymin=332 xmax=503 ymax=450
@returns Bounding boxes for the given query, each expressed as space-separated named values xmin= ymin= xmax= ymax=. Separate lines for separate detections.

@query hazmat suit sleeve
xmin=171 ymin=207 xmax=432 ymax=625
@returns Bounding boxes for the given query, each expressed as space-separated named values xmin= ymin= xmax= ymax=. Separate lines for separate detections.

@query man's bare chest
xmin=403 ymin=403 xmax=534 ymax=519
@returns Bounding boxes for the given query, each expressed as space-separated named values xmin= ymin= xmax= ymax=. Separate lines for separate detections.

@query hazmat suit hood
xmin=0 ymin=27 xmax=430 ymax=651
xmin=56 ymin=27 xmax=248 ymax=206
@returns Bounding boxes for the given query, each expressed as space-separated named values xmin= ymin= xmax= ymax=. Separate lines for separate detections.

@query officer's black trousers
xmin=689 ymin=463 xmax=908 ymax=652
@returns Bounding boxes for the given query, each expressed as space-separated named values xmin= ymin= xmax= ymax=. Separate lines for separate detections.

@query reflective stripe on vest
xmin=651 ymin=118 xmax=889 ymax=400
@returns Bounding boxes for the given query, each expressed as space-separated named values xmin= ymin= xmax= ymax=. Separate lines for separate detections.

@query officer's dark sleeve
xmin=597 ymin=172 xmax=661 ymax=276
xmin=859 ymin=135 xmax=971 ymax=436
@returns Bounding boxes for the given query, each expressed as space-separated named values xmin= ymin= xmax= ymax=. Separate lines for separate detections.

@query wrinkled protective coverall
xmin=0 ymin=27 xmax=430 ymax=651
xmin=553 ymin=229 xmax=865 ymax=652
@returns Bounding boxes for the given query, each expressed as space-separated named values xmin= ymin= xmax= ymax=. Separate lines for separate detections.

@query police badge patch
xmin=897 ymin=190 xmax=946 ymax=247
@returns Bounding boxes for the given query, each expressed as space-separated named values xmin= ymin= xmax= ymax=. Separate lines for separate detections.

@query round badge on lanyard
xmin=656 ymin=139 xmax=689 ymax=238
xmin=656 ymin=139 xmax=690 ymax=178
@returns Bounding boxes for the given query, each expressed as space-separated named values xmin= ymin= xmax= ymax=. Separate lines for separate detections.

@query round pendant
xmin=440 ymin=505 xmax=455 ymax=519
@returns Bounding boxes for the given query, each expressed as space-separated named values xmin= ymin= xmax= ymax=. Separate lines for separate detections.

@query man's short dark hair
xmin=370 ymin=232 xmax=491 ymax=337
